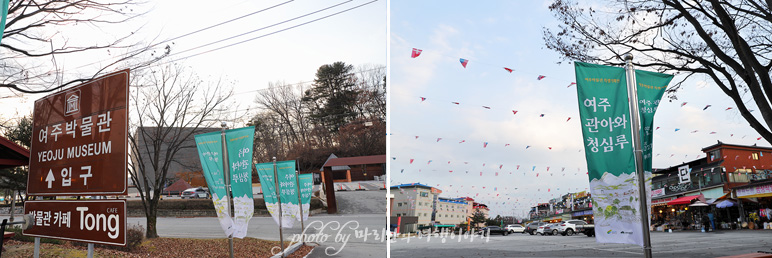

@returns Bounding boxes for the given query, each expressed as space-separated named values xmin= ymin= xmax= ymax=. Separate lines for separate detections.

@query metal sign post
xmin=624 ymin=54 xmax=653 ymax=258
xmin=295 ymin=160 xmax=305 ymax=244
xmin=273 ymin=157 xmax=285 ymax=258
xmin=221 ymin=122 xmax=234 ymax=258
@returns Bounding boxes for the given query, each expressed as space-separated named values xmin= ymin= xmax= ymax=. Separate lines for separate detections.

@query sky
xmin=388 ymin=1 xmax=768 ymax=219
xmin=0 ymin=0 xmax=386 ymax=125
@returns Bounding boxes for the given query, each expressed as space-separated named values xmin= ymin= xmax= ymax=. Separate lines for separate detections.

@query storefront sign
xmin=572 ymin=210 xmax=594 ymax=217
xmin=28 ymin=70 xmax=129 ymax=196
xmin=23 ymin=200 xmax=126 ymax=246
xmin=737 ymin=183 xmax=772 ymax=198
xmin=678 ymin=165 xmax=691 ymax=184
xmin=651 ymin=188 xmax=665 ymax=198
xmin=651 ymin=197 xmax=675 ymax=205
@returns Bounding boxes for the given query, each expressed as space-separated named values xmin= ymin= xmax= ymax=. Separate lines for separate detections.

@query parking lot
xmin=390 ymin=230 xmax=772 ymax=257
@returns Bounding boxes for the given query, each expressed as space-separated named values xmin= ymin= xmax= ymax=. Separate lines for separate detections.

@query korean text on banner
xmin=577 ymin=62 xmax=639 ymax=246
xmin=277 ymin=160 xmax=299 ymax=226
xmin=298 ymin=174 xmax=313 ymax=221
xmin=194 ymin=132 xmax=233 ymax=237
xmin=225 ymin=126 xmax=255 ymax=238
xmin=255 ymin=162 xmax=283 ymax=227
xmin=635 ymin=69 xmax=674 ymax=228
xmin=575 ymin=62 xmax=672 ymax=247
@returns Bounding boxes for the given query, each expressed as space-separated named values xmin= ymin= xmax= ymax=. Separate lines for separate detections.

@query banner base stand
xmin=271 ymin=242 xmax=316 ymax=258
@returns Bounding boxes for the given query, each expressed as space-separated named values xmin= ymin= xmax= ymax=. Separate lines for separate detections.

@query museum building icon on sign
xmin=65 ymin=90 xmax=80 ymax=116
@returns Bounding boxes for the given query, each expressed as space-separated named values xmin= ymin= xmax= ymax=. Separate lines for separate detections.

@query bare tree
xmin=354 ymin=64 xmax=386 ymax=121
xmin=0 ymin=0 xmax=161 ymax=94
xmin=543 ymin=0 xmax=772 ymax=142
xmin=128 ymin=64 xmax=231 ymax=238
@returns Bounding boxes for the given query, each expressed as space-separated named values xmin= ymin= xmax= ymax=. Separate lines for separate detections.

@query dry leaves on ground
xmin=2 ymin=237 xmax=313 ymax=258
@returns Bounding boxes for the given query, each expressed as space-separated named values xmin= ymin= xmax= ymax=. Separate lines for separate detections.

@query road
xmin=390 ymin=230 xmax=772 ymax=257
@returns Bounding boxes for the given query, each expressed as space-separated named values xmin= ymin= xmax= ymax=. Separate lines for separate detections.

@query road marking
xmin=561 ymin=243 xmax=643 ymax=255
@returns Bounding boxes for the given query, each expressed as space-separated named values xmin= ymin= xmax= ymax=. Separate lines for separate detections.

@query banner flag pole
xmin=624 ymin=54 xmax=653 ymax=258
xmin=295 ymin=159 xmax=305 ymax=244
xmin=273 ymin=157 xmax=285 ymax=258
xmin=221 ymin=122 xmax=235 ymax=258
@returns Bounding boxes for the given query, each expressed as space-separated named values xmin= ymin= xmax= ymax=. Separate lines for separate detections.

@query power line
xmin=159 ymin=0 xmax=355 ymax=61
xmin=149 ymin=0 xmax=380 ymax=67
xmin=72 ymin=0 xmax=296 ymax=71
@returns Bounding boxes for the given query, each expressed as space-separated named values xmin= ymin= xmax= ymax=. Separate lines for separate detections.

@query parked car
xmin=536 ymin=223 xmax=560 ymax=236
xmin=477 ymin=226 xmax=509 ymax=236
xmin=505 ymin=224 xmax=525 ymax=233
xmin=575 ymin=223 xmax=595 ymax=237
xmin=525 ymin=222 xmax=547 ymax=235
xmin=181 ymin=187 xmax=208 ymax=199
xmin=556 ymin=220 xmax=589 ymax=236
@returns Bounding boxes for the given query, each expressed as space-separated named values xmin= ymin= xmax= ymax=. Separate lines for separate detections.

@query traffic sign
xmin=23 ymin=200 xmax=127 ymax=246
xmin=28 ymin=70 xmax=129 ymax=196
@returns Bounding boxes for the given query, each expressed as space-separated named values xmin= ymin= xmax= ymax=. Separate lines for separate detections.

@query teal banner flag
xmin=575 ymin=62 xmax=671 ymax=247
xmin=277 ymin=160 xmax=300 ymax=224
xmin=225 ymin=126 xmax=255 ymax=238
xmin=194 ymin=126 xmax=255 ymax=238
xmin=194 ymin=132 xmax=233 ymax=237
xmin=0 ymin=0 xmax=9 ymax=44
xmin=255 ymin=160 xmax=298 ymax=228
xmin=298 ymin=173 xmax=313 ymax=221
xmin=255 ymin=162 xmax=283 ymax=227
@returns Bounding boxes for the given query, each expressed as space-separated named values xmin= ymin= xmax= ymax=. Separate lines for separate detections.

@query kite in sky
xmin=566 ymin=117 xmax=571 ymax=122
xmin=512 ymin=110 xmax=518 ymax=115
xmin=504 ymin=67 xmax=514 ymax=73
xmin=540 ymin=114 xmax=545 ymax=117
xmin=420 ymin=97 xmax=426 ymax=102
xmin=436 ymin=138 xmax=442 ymax=142
xmin=567 ymin=82 xmax=576 ymax=88
xmin=726 ymin=107 xmax=733 ymax=110
xmin=483 ymin=142 xmax=489 ymax=148
xmin=537 ymin=75 xmax=546 ymax=80
xmin=681 ymin=102 xmax=687 ymax=107
xmin=411 ymin=48 xmax=422 ymax=58
xmin=460 ymin=58 xmax=469 ymax=68
xmin=452 ymin=102 xmax=460 ymax=105
xmin=482 ymin=106 xmax=491 ymax=109
xmin=704 ymin=105 xmax=711 ymax=110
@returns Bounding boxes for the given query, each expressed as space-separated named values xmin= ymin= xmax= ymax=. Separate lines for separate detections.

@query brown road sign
xmin=28 ymin=70 xmax=129 ymax=196
xmin=23 ymin=200 xmax=127 ymax=246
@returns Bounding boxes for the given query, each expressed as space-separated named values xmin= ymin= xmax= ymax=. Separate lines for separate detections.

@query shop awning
xmin=667 ymin=194 xmax=703 ymax=205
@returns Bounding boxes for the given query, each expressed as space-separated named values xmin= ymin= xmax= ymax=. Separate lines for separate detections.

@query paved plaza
xmin=390 ymin=230 xmax=772 ymax=257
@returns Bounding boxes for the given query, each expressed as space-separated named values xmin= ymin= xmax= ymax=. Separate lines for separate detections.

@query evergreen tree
xmin=302 ymin=62 xmax=360 ymax=134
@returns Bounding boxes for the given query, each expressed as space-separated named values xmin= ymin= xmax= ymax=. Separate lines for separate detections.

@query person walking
xmin=702 ymin=214 xmax=710 ymax=232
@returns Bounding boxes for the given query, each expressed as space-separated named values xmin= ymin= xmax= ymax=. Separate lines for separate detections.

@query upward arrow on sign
xmin=46 ymin=169 xmax=55 ymax=188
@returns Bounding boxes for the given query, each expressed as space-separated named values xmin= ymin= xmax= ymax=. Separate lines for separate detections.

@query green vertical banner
xmin=0 ymin=0 xmax=9 ymax=44
xmin=255 ymin=162 xmax=282 ymax=226
xmin=575 ymin=62 xmax=672 ymax=246
xmin=298 ymin=174 xmax=313 ymax=221
xmin=225 ymin=126 xmax=255 ymax=238
xmin=276 ymin=160 xmax=299 ymax=226
xmin=635 ymin=70 xmax=673 ymax=174
xmin=635 ymin=70 xmax=674 ymax=230
xmin=575 ymin=62 xmax=639 ymax=246
xmin=194 ymin=132 xmax=234 ymax=237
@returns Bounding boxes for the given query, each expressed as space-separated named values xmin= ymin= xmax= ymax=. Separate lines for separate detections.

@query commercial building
xmin=390 ymin=183 xmax=441 ymax=232
xmin=390 ymin=183 xmax=489 ymax=232
xmin=651 ymin=142 xmax=772 ymax=230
